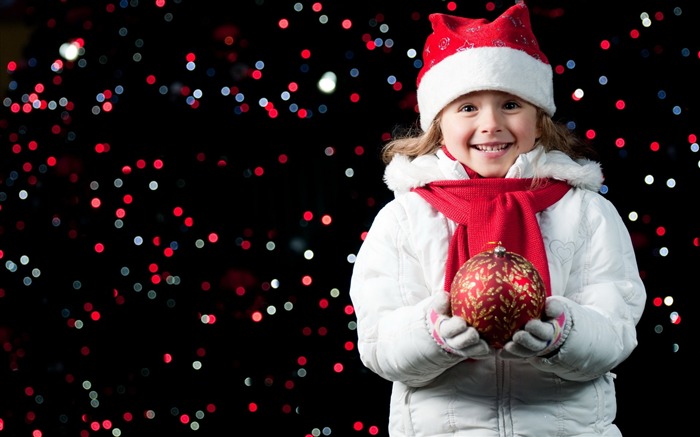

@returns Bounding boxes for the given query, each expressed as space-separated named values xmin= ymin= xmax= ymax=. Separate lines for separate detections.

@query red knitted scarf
xmin=411 ymin=178 xmax=571 ymax=295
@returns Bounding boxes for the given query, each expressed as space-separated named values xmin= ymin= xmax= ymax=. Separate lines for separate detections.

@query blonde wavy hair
xmin=381 ymin=108 xmax=597 ymax=165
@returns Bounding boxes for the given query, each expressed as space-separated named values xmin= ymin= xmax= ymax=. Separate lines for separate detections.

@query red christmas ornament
xmin=450 ymin=243 xmax=546 ymax=348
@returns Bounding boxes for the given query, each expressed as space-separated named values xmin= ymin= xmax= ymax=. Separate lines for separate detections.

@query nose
xmin=479 ymin=107 xmax=503 ymax=134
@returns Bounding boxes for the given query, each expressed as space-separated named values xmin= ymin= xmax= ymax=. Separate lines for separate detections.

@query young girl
xmin=349 ymin=2 xmax=646 ymax=436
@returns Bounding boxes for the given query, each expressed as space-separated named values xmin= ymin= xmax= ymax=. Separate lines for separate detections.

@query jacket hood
xmin=384 ymin=146 xmax=604 ymax=195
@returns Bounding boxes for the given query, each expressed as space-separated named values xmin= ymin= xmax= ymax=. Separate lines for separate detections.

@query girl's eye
xmin=504 ymin=101 xmax=521 ymax=110
xmin=460 ymin=104 xmax=477 ymax=112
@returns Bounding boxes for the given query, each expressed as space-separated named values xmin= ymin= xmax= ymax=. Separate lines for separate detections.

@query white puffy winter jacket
xmin=349 ymin=146 xmax=646 ymax=437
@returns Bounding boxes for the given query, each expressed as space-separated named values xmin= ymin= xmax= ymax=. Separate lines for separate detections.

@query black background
xmin=0 ymin=0 xmax=695 ymax=435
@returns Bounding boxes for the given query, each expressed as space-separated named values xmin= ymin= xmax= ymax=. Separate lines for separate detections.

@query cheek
xmin=441 ymin=125 xmax=470 ymax=145
xmin=443 ymin=143 xmax=460 ymax=157
xmin=516 ymin=124 xmax=540 ymax=149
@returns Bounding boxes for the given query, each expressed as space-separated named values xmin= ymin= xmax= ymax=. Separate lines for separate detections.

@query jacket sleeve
xmin=349 ymin=198 xmax=466 ymax=387
xmin=528 ymin=193 xmax=647 ymax=380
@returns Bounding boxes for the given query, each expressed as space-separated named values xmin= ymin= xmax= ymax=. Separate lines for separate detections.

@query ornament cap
xmin=494 ymin=244 xmax=506 ymax=257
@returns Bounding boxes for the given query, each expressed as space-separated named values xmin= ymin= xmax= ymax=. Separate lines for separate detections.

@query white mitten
xmin=426 ymin=292 xmax=490 ymax=359
xmin=500 ymin=296 xmax=571 ymax=359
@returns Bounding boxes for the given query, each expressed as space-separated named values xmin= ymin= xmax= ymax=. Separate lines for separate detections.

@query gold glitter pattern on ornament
xmin=450 ymin=244 xmax=546 ymax=348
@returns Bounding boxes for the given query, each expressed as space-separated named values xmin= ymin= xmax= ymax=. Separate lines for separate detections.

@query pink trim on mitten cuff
xmin=429 ymin=309 xmax=446 ymax=346
xmin=548 ymin=312 xmax=566 ymax=348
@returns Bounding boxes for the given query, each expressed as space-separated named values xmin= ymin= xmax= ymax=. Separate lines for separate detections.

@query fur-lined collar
xmin=383 ymin=146 xmax=604 ymax=195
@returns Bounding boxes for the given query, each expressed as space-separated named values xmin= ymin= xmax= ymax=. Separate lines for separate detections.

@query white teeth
xmin=475 ymin=144 xmax=509 ymax=152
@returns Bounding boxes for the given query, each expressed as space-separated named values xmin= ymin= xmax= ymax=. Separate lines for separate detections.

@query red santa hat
xmin=417 ymin=2 xmax=555 ymax=131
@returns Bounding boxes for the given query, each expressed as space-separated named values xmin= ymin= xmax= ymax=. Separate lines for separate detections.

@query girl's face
xmin=439 ymin=90 xmax=541 ymax=178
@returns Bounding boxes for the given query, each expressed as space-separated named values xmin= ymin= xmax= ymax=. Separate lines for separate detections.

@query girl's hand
xmin=499 ymin=297 xmax=571 ymax=359
xmin=426 ymin=292 xmax=491 ymax=359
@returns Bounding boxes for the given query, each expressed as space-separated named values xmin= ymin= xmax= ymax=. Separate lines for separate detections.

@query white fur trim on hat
xmin=418 ymin=46 xmax=555 ymax=131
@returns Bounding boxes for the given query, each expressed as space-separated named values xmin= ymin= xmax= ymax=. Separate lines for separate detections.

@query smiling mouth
xmin=473 ymin=143 xmax=511 ymax=152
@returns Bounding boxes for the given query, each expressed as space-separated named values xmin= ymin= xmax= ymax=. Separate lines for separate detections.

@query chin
xmin=475 ymin=169 xmax=508 ymax=178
